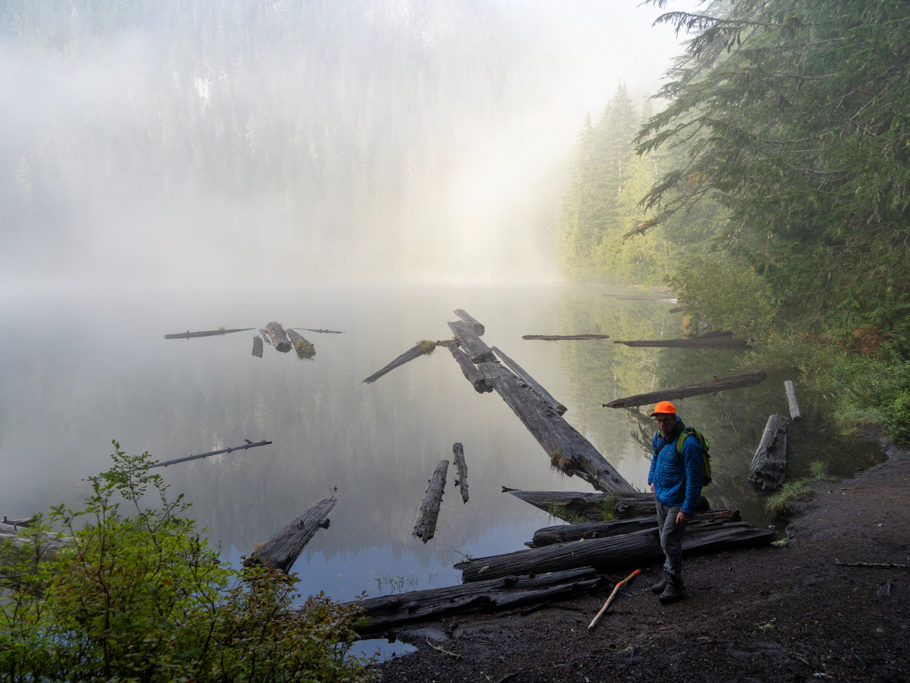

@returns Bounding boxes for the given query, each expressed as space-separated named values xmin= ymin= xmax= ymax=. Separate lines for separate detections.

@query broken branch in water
xmin=150 ymin=439 xmax=272 ymax=468
xmin=164 ymin=327 xmax=254 ymax=340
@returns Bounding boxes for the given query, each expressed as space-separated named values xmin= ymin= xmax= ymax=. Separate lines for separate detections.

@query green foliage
xmin=416 ymin=339 xmax=437 ymax=355
xmin=0 ymin=442 xmax=374 ymax=682
xmin=765 ymin=460 xmax=830 ymax=517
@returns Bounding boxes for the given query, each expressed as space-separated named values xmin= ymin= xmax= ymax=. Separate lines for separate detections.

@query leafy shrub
xmin=0 ymin=443 xmax=375 ymax=682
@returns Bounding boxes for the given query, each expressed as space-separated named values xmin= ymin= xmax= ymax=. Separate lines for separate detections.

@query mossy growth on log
xmin=295 ymin=339 xmax=316 ymax=359
xmin=416 ymin=339 xmax=437 ymax=355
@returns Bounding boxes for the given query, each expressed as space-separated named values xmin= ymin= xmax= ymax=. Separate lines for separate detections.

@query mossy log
xmin=453 ymin=442 xmax=469 ymax=503
xmin=287 ymin=328 xmax=316 ymax=359
xmin=602 ymin=372 xmax=767 ymax=409
xmin=456 ymin=521 xmax=774 ymax=583
xmin=748 ymin=414 xmax=790 ymax=491
xmin=413 ymin=460 xmax=449 ymax=542
xmin=245 ymin=497 xmax=336 ymax=573
xmin=263 ymin=321 xmax=292 ymax=352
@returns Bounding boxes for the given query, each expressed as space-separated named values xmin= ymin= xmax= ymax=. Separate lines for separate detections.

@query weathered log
xmin=603 ymin=294 xmax=678 ymax=303
xmin=264 ymin=322 xmax=292 ymax=352
xmin=149 ymin=439 xmax=272 ymax=469
xmin=341 ymin=567 xmax=604 ymax=635
xmin=289 ymin=327 xmax=344 ymax=334
xmin=492 ymin=345 xmax=567 ymax=415
xmin=529 ymin=509 xmax=740 ymax=547
xmin=2 ymin=515 xmax=38 ymax=528
xmin=521 ymin=334 xmax=610 ymax=341
xmin=748 ymin=414 xmax=790 ymax=491
xmin=784 ymin=380 xmax=802 ymax=421
xmin=453 ymin=309 xmax=485 ymax=336
xmin=252 ymin=335 xmax=263 ymax=358
xmin=259 ymin=329 xmax=271 ymax=344
xmin=164 ymin=327 xmax=254 ymax=340
xmin=448 ymin=320 xmax=496 ymax=363
xmin=453 ymin=443 xmax=469 ymax=503
xmin=246 ymin=497 xmax=336 ymax=573
xmin=413 ymin=460 xmax=449 ymax=542
xmin=602 ymin=371 xmax=767 ymax=409
xmin=506 ymin=489 xmax=655 ymax=521
xmin=457 ymin=521 xmax=774 ymax=582
xmin=449 ymin=346 xmax=495 ymax=393
xmin=287 ymin=328 xmax=316 ymax=359
xmin=363 ymin=342 xmax=437 ymax=383
xmin=613 ymin=335 xmax=747 ymax=348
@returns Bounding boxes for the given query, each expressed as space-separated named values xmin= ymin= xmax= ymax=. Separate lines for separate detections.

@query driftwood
xmin=290 ymin=327 xmax=344 ymax=334
xmin=264 ymin=322 xmax=292 ymax=352
xmin=529 ymin=509 xmax=740 ymax=547
xmin=448 ymin=346 xmax=495 ymax=393
xmin=149 ymin=439 xmax=272 ymax=468
xmin=521 ymin=334 xmax=611 ymax=341
xmin=613 ymin=335 xmax=747 ymax=349
xmin=603 ymin=294 xmax=678 ymax=303
xmin=413 ymin=460 xmax=449 ymax=542
xmin=492 ymin=345 xmax=567 ymax=415
xmin=748 ymin=414 xmax=790 ymax=491
xmin=456 ymin=521 xmax=774 ymax=583
xmin=363 ymin=342 xmax=437 ymax=384
xmin=784 ymin=380 xmax=802 ymax=421
xmin=252 ymin=335 xmax=263 ymax=357
xmin=453 ymin=309 xmax=485 ymax=336
xmin=164 ymin=327 xmax=254 ymax=340
xmin=506 ymin=489 xmax=655 ymax=521
xmin=448 ymin=321 xmax=496 ymax=363
xmin=246 ymin=497 xmax=336 ymax=573
xmin=341 ymin=567 xmax=605 ymax=635
xmin=286 ymin=328 xmax=316 ymax=359
xmin=602 ymin=371 xmax=767 ymax=408
xmin=453 ymin=443 xmax=469 ymax=503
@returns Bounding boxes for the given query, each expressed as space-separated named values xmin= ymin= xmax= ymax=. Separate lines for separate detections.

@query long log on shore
xmin=456 ymin=521 xmax=774 ymax=583
xmin=528 ymin=509 xmax=740 ymax=547
xmin=613 ymin=335 xmax=748 ymax=349
xmin=164 ymin=327 xmax=254 ymax=340
xmin=492 ymin=345 xmax=567 ymax=415
xmin=602 ymin=371 xmax=767 ymax=409
xmin=149 ymin=439 xmax=272 ymax=468
xmin=246 ymin=497 xmax=336 ymax=573
xmin=342 ymin=567 xmax=605 ymax=635
xmin=506 ymin=489 xmax=656 ymax=521
xmin=264 ymin=322 xmax=292 ymax=352
xmin=413 ymin=460 xmax=449 ymax=542
xmin=748 ymin=414 xmax=790 ymax=491
xmin=521 ymin=334 xmax=611 ymax=341
xmin=287 ymin=328 xmax=316 ymax=359
xmin=363 ymin=341 xmax=438 ymax=384
xmin=453 ymin=443 xmax=469 ymax=503
xmin=784 ymin=380 xmax=802 ymax=421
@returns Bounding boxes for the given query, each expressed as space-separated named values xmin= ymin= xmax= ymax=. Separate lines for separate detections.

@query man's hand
xmin=649 ymin=482 xmax=655 ymax=494
xmin=675 ymin=510 xmax=689 ymax=525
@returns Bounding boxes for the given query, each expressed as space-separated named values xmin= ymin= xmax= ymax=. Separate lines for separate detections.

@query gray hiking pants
xmin=655 ymin=501 xmax=685 ymax=579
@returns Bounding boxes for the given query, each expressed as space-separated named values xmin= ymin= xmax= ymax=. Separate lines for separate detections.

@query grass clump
xmin=765 ymin=460 xmax=832 ymax=517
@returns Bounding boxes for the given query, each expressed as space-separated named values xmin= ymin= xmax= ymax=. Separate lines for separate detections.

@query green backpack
xmin=674 ymin=427 xmax=712 ymax=486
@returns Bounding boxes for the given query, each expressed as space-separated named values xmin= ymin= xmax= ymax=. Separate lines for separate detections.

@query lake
xmin=0 ymin=282 xmax=882 ymax=607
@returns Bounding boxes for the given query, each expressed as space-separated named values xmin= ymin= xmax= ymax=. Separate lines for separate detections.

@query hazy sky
xmin=0 ymin=0 xmax=701 ymax=294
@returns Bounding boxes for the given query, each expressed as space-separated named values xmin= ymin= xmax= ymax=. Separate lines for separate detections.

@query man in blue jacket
xmin=647 ymin=400 xmax=704 ymax=604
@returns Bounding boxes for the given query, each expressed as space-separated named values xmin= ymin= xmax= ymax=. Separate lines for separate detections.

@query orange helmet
xmin=649 ymin=400 xmax=677 ymax=416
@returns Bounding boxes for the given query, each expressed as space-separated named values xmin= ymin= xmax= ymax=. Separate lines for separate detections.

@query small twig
xmin=834 ymin=559 xmax=910 ymax=569
xmin=425 ymin=637 xmax=461 ymax=659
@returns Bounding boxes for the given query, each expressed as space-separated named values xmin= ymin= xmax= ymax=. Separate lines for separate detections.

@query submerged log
xmin=363 ymin=341 xmax=437 ymax=384
xmin=457 ymin=521 xmax=774 ymax=582
xmin=287 ymin=328 xmax=316 ymax=359
xmin=413 ymin=460 xmax=449 ymax=542
xmin=453 ymin=443 xmax=469 ymax=503
xmin=246 ymin=497 xmax=336 ymax=573
xmin=602 ymin=371 xmax=767 ymax=408
xmin=506 ymin=489 xmax=656 ymax=521
xmin=492 ymin=345 xmax=567 ymax=415
xmin=748 ymin=414 xmax=790 ymax=491
xmin=264 ymin=322 xmax=292 ymax=352
xmin=252 ymin=335 xmax=263 ymax=358
xmin=784 ymin=380 xmax=802 ymax=421
xmin=529 ymin=509 xmax=740 ymax=547
xmin=613 ymin=335 xmax=747 ymax=349
xmin=149 ymin=439 xmax=272 ymax=469
xmin=342 ymin=567 xmax=605 ymax=635
xmin=164 ymin=327 xmax=254 ymax=340
xmin=453 ymin=309 xmax=485 ymax=336
xmin=521 ymin=334 xmax=611 ymax=341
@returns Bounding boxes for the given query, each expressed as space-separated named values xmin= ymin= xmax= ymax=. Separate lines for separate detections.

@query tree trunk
xmin=413 ymin=460 xmax=449 ymax=542
xmin=748 ymin=414 xmax=790 ymax=491
xmin=287 ymin=328 xmax=316 ymax=358
xmin=448 ymin=346 xmax=495 ymax=393
xmin=602 ymin=372 xmax=767 ymax=408
xmin=453 ymin=442 xmax=469 ymax=503
xmin=784 ymin=380 xmax=802 ymax=421
xmin=245 ymin=497 xmax=336 ymax=573
xmin=453 ymin=309 xmax=485 ymax=336
xmin=252 ymin=335 xmax=263 ymax=358
xmin=263 ymin=321 xmax=292 ymax=352
xmin=448 ymin=320 xmax=496 ymax=363
xmin=493 ymin=345 xmax=567 ymax=415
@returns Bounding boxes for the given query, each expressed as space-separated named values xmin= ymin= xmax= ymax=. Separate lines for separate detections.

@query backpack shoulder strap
xmin=675 ymin=427 xmax=699 ymax=454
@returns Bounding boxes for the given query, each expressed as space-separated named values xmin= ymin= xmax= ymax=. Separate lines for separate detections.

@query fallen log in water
xmin=457 ymin=521 xmax=774 ymax=583
xmin=453 ymin=309 xmax=485 ymax=336
xmin=784 ymin=380 xmax=802 ymax=421
xmin=506 ymin=489 xmax=656 ymax=521
xmin=529 ymin=509 xmax=740 ymax=547
xmin=252 ymin=335 xmax=263 ymax=358
xmin=613 ymin=334 xmax=747 ymax=349
xmin=521 ymin=334 xmax=611 ymax=341
xmin=245 ymin=497 xmax=336 ymax=573
xmin=164 ymin=327 xmax=254 ymax=340
xmin=748 ymin=414 xmax=790 ymax=491
xmin=264 ymin=322 xmax=292 ymax=352
xmin=413 ymin=460 xmax=449 ymax=542
xmin=448 ymin=320 xmax=496 ymax=363
xmin=342 ymin=567 xmax=605 ymax=635
xmin=363 ymin=341 xmax=438 ymax=383
xmin=149 ymin=439 xmax=272 ymax=469
xmin=453 ymin=443 xmax=469 ymax=503
xmin=286 ymin=328 xmax=316 ymax=359
xmin=448 ymin=345 xmax=495 ymax=393
xmin=492 ymin=345 xmax=566 ymax=415
xmin=602 ymin=371 xmax=767 ymax=409
xmin=290 ymin=327 xmax=344 ymax=334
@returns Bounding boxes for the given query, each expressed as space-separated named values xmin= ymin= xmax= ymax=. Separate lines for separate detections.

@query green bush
xmin=0 ymin=442 xmax=375 ymax=682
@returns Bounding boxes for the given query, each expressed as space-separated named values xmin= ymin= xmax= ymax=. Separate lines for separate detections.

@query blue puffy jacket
xmin=648 ymin=418 xmax=704 ymax=516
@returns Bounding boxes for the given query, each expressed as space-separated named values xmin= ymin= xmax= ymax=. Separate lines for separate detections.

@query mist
xmin=1 ymin=0 xmax=690 ymax=292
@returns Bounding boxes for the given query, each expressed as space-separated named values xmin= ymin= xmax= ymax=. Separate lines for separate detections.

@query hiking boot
xmin=650 ymin=572 xmax=669 ymax=595
xmin=658 ymin=575 xmax=685 ymax=604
